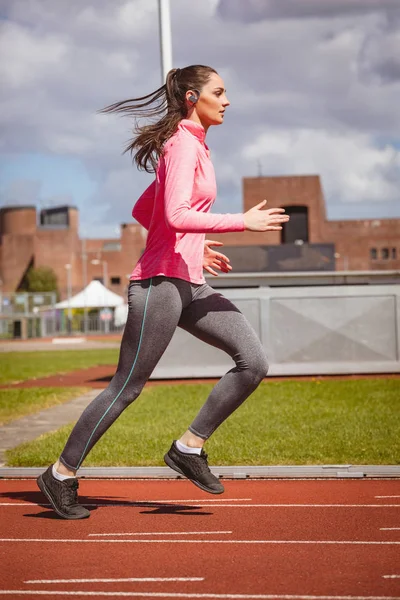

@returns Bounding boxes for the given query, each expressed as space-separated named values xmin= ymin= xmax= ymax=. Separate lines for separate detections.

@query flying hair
xmin=98 ymin=65 xmax=217 ymax=173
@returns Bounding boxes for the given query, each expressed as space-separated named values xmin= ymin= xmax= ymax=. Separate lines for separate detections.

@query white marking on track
xmin=139 ymin=499 xmax=252 ymax=503
xmin=88 ymin=531 xmax=232 ymax=537
xmin=0 ymin=589 xmax=400 ymax=598
xmin=382 ymin=575 xmax=400 ymax=578
xmin=375 ymin=496 xmax=400 ymax=499
xmin=0 ymin=499 xmax=248 ymax=506
xmin=127 ymin=504 xmax=400 ymax=508
xmin=1 ymin=503 xmax=400 ymax=508
xmin=1 ymin=538 xmax=400 ymax=545
xmin=25 ymin=578 xmax=204 ymax=584
xmin=380 ymin=528 xmax=400 ymax=531
xmin=0 ymin=476 xmax=394 ymax=480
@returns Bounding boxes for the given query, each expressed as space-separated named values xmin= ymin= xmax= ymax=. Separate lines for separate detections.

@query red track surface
xmin=0 ymin=478 xmax=400 ymax=599
xmin=2 ymin=366 xmax=399 ymax=390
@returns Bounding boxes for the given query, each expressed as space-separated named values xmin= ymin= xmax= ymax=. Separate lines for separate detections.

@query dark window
xmin=381 ymin=248 xmax=389 ymax=260
xmin=40 ymin=206 xmax=70 ymax=226
xmin=370 ymin=248 xmax=377 ymax=260
xmin=111 ymin=277 xmax=121 ymax=285
xmin=281 ymin=206 xmax=309 ymax=244
xmin=392 ymin=248 xmax=397 ymax=260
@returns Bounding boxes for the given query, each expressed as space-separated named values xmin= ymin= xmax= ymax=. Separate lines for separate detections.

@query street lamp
xmin=91 ymin=258 xmax=109 ymax=333
xmin=91 ymin=259 xmax=108 ymax=290
xmin=64 ymin=263 xmax=72 ymax=334
xmin=81 ymin=237 xmax=88 ymax=335
xmin=334 ymin=253 xmax=349 ymax=271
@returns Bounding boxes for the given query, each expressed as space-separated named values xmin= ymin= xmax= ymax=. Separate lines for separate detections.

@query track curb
xmin=1 ymin=465 xmax=399 ymax=478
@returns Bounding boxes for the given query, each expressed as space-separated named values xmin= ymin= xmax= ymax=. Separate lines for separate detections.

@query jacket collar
xmin=178 ymin=119 xmax=206 ymax=143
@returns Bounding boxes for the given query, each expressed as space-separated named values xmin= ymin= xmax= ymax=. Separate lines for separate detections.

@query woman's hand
xmin=244 ymin=199 xmax=290 ymax=232
xmin=203 ymin=240 xmax=232 ymax=277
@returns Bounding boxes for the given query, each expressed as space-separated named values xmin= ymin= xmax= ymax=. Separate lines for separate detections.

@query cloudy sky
xmin=1 ymin=0 xmax=399 ymax=239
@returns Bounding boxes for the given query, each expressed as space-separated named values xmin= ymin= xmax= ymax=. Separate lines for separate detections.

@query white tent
xmin=55 ymin=280 xmax=125 ymax=309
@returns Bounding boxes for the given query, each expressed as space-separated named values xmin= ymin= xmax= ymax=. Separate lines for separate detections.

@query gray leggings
xmin=60 ymin=276 xmax=269 ymax=470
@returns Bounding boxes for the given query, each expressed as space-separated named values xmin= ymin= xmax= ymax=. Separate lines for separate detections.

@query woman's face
xmin=189 ymin=72 xmax=230 ymax=129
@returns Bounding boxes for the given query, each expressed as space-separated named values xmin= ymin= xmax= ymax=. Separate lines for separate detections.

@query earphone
xmin=188 ymin=89 xmax=200 ymax=104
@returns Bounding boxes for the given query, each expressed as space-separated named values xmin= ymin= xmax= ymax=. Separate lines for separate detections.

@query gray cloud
xmin=217 ymin=0 xmax=400 ymax=22
xmin=358 ymin=18 xmax=400 ymax=85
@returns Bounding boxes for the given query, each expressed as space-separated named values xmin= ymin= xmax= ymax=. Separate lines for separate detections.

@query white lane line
xmin=0 ymin=499 xmax=248 ymax=506
xmin=0 ymin=478 xmax=368 ymax=481
xmin=383 ymin=575 xmax=400 ymax=579
xmin=0 ymin=499 xmax=250 ymax=505
xmin=1 ymin=590 xmax=400 ymax=598
xmin=1 ymin=503 xmax=400 ymax=508
xmin=0 ymin=503 xmax=53 ymax=506
xmin=140 ymin=499 xmax=252 ymax=503
xmin=0 ymin=498 xmax=253 ymax=506
xmin=100 ymin=499 xmax=252 ymax=503
xmin=376 ymin=496 xmax=400 ymax=498
xmin=25 ymin=578 xmax=204 ymax=584
xmin=1 ymin=538 xmax=400 ymax=545
xmin=380 ymin=528 xmax=400 ymax=531
xmin=88 ymin=531 xmax=232 ymax=537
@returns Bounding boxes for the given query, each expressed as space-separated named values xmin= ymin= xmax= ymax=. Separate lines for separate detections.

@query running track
xmin=0 ymin=478 xmax=399 ymax=599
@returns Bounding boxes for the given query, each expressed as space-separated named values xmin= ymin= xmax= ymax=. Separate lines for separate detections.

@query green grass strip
xmin=0 ymin=387 xmax=90 ymax=426
xmin=0 ymin=350 xmax=119 ymax=385
xmin=6 ymin=379 xmax=399 ymax=466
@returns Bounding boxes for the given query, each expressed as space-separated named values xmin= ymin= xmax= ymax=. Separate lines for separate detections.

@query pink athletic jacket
xmin=130 ymin=119 xmax=245 ymax=285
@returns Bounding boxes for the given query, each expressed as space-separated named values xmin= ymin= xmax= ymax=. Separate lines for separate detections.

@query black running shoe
xmin=164 ymin=441 xmax=224 ymax=494
xmin=37 ymin=465 xmax=90 ymax=520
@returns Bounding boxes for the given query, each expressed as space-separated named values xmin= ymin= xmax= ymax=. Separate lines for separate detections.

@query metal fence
xmin=0 ymin=313 xmax=125 ymax=339
xmin=0 ymin=291 xmax=57 ymax=315
xmin=0 ymin=291 xmax=127 ymax=338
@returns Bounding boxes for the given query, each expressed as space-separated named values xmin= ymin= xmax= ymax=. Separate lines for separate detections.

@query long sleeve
xmin=163 ymin=137 xmax=245 ymax=234
xmin=132 ymin=180 xmax=156 ymax=230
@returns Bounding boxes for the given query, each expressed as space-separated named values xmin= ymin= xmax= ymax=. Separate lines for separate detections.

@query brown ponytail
xmin=98 ymin=65 xmax=217 ymax=173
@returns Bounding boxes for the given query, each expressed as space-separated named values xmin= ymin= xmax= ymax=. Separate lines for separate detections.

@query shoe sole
xmin=164 ymin=453 xmax=224 ymax=495
xmin=36 ymin=475 xmax=90 ymax=520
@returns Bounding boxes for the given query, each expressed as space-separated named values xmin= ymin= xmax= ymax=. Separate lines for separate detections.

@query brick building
xmin=0 ymin=175 xmax=399 ymax=301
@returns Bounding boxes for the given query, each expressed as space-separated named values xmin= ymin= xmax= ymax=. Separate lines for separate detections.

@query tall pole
xmin=65 ymin=263 xmax=72 ymax=334
xmin=158 ymin=0 xmax=173 ymax=83
xmin=102 ymin=260 xmax=108 ymax=290
xmin=82 ymin=237 xmax=88 ymax=335
xmin=103 ymin=260 xmax=109 ymax=334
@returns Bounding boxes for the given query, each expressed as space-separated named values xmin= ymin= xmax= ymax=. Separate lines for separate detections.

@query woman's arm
xmin=132 ymin=180 xmax=156 ymax=230
xmin=163 ymin=138 xmax=245 ymax=233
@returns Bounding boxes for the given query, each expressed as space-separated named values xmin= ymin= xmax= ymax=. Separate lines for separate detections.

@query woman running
xmin=37 ymin=64 xmax=289 ymax=519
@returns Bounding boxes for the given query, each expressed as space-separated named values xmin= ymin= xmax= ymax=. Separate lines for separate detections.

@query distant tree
xmin=21 ymin=266 xmax=58 ymax=293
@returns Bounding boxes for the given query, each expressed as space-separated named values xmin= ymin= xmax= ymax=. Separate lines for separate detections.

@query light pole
xmin=158 ymin=0 xmax=172 ymax=83
xmin=64 ymin=263 xmax=72 ymax=334
xmin=91 ymin=259 xmax=108 ymax=290
xmin=81 ymin=237 xmax=88 ymax=334
xmin=334 ymin=252 xmax=349 ymax=271
xmin=91 ymin=259 xmax=109 ymax=333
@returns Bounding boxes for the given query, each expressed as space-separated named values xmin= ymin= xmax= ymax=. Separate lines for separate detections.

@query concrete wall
xmin=151 ymin=283 xmax=400 ymax=377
